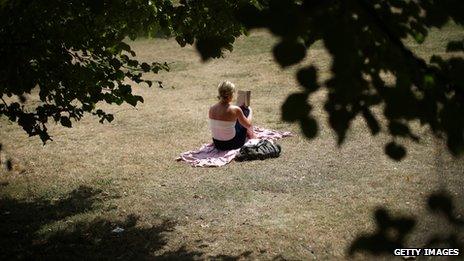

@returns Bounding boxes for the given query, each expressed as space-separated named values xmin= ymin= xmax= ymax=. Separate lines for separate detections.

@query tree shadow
xmin=0 ymin=185 xmax=254 ymax=260
xmin=348 ymin=190 xmax=464 ymax=257
xmin=0 ymin=185 xmax=104 ymax=259
xmin=348 ymin=208 xmax=416 ymax=256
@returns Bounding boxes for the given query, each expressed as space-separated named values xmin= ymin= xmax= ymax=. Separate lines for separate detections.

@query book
xmin=236 ymin=90 xmax=251 ymax=107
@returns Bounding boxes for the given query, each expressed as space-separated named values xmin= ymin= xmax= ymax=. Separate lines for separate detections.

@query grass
xmin=1 ymin=28 xmax=464 ymax=260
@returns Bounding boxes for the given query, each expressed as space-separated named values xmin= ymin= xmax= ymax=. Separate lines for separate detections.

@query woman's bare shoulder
xmin=228 ymin=105 xmax=241 ymax=111
xmin=230 ymin=105 xmax=246 ymax=114
xmin=209 ymin=103 xmax=220 ymax=111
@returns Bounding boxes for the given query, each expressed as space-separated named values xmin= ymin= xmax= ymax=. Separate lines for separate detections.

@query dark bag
xmin=235 ymin=139 xmax=281 ymax=161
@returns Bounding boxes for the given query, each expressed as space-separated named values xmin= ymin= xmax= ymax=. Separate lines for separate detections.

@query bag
xmin=235 ymin=139 xmax=281 ymax=161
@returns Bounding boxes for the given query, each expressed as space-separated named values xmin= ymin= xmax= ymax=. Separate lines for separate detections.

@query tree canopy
xmin=235 ymin=0 xmax=464 ymax=160
xmin=0 ymin=0 xmax=174 ymax=142
xmin=1 ymin=0 xmax=463 ymax=160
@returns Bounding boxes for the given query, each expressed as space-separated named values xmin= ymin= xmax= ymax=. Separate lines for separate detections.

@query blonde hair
xmin=217 ymin=80 xmax=236 ymax=101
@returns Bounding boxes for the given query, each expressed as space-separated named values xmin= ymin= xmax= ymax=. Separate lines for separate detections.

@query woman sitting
xmin=209 ymin=81 xmax=255 ymax=150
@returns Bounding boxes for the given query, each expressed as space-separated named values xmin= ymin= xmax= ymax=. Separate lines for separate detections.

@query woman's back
xmin=208 ymin=103 xmax=237 ymax=121
xmin=209 ymin=103 xmax=238 ymax=141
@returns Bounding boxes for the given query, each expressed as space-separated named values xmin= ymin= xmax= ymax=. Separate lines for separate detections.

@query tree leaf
xmin=281 ymin=92 xmax=310 ymax=122
xmin=385 ymin=142 xmax=406 ymax=161
xmin=273 ymin=40 xmax=306 ymax=67
xmin=60 ymin=116 xmax=72 ymax=128
xmin=299 ymin=117 xmax=318 ymax=139
xmin=296 ymin=66 xmax=319 ymax=92
xmin=141 ymin=63 xmax=151 ymax=72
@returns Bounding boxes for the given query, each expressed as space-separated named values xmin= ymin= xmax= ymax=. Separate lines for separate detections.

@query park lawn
xmin=1 ymin=27 xmax=463 ymax=260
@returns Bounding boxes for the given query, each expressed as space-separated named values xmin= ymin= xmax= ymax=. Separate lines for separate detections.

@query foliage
xmin=170 ymin=0 xmax=246 ymax=60
xmin=233 ymin=0 xmax=464 ymax=160
xmin=0 ymin=0 xmax=170 ymax=142
xmin=1 ymin=0 xmax=464 ymax=161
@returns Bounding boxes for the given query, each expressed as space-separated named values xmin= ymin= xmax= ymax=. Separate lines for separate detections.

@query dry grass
xmin=1 ymin=27 xmax=463 ymax=260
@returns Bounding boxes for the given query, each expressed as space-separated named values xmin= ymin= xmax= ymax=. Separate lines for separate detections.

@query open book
xmin=236 ymin=90 xmax=251 ymax=107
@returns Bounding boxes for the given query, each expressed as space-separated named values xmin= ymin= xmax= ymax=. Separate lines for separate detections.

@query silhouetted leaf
xmin=141 ymin=63 xmax=151 ymax=72
xmin=235 ymin=4 xmax=267 ymax=28
xmin=6 ymin=160 xmax=12 ymax=171
xmin=110 ymin=58 xmax=122 ymax=70
xmin=446 ymin=40 xmax=464 ymax=52
xmin=117 ymin=42 xmax=131 ymax=53
xmin=361 ymin=107 xmax=380 ymax=135
xmin=268 ymin=0 xmax=302 ymax=37
xmin=296 ymin=66 xmax=319 ymax=92
xmin=281 ymin=92 xmax=310 ymax=122
xmin=273 ymin=40 xmax=306 ymax=67
xmin=326 ymin=103 xmax=352 ymax=145
xmin=299 ymin=117 xmax=318 ymax=139
xmin=196 ymin=37 xmax=228 ymax=61
xmin=60 ymin=117 xmax=72 ymax=128
xmin=106 ymin=114 xmax=114 ymax=123
xmin=145 ymin=80 xmax=153 ymax=87
xmin=19 ymin=95 xmax=27 ymax=103
xmin=388 ymin=121 xmax=408 ymax=136
xmin=385 ymin=142 xmax=406 ymax=161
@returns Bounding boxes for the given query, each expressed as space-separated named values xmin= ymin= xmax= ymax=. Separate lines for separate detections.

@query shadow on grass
xmin=348 ymin=190 xmax=464 ymax=257
xmin=0 ymin=185 xmax=253 ymax=260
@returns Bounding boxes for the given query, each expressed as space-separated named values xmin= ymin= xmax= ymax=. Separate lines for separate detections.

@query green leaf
xmin=424 ymin=74 xmax=435 ymax=88
xmin=127 ymin=59 xmax=139 ymax=67
xmin=115 ymin=70 xmax=125 ymax=80
xmin=118 ymin=42 xmax=131 ymax=52
xmin=413 ymin=32 xmax=425 ymax=44
xmin=110 ymin=58 xmax=122 ymax=69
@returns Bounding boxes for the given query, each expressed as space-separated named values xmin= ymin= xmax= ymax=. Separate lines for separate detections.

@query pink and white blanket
xmin=177 ymin=127 xmax=292 ymax=167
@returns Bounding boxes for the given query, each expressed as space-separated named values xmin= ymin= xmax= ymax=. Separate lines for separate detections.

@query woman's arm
xmin=233 ymin=106 xmax=252 ymax=128
xmin=247 ymin=107 xmax=253 ymax=120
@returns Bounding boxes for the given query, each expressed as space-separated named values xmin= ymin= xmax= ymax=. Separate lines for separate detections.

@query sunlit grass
xmin=1 ymin=27 xmax=463 ymax=259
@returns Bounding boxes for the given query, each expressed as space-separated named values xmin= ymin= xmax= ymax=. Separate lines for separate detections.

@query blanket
xmin=176 ymin=127 xmax=292 ymax=167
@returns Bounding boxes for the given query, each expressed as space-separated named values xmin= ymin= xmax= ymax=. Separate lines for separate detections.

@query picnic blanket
xmin=176 ymin=127 xmax=292 ymax=167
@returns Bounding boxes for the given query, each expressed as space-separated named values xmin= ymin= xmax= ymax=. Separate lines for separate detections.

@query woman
xmin=209 ymin=81 xmax=255 ymax=150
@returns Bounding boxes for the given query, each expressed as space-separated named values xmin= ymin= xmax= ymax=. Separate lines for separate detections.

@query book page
xmin=236 ymin=90 xmax=251 ymax=107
